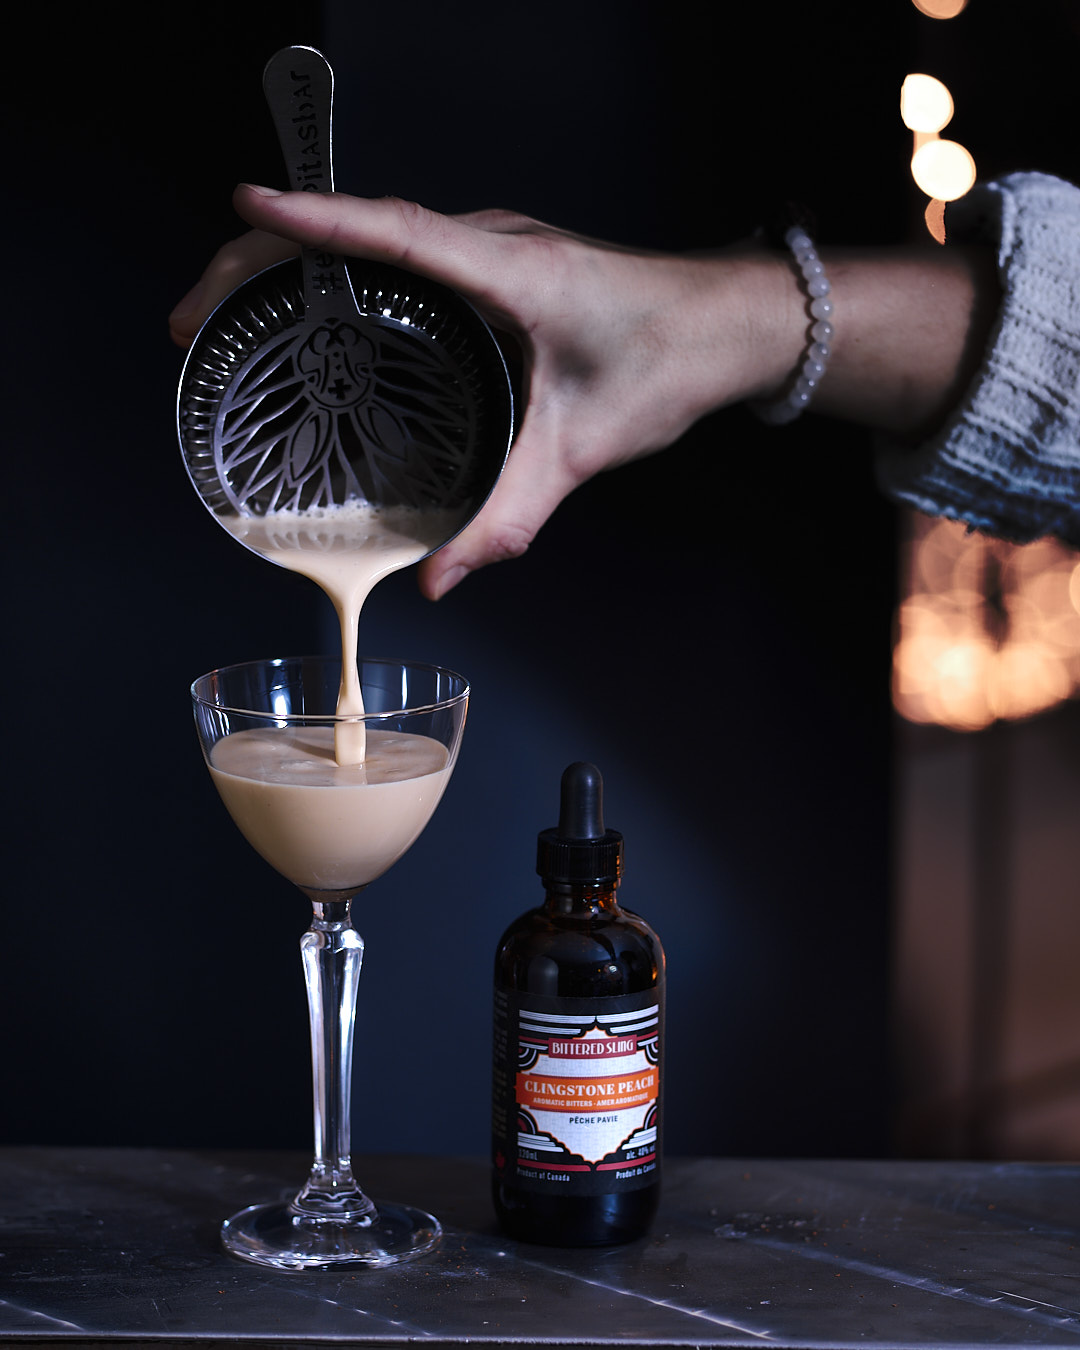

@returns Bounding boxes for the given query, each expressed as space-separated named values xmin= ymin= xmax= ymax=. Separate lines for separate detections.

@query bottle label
xmin=492 ymin=987 xmax=662 ymax=1195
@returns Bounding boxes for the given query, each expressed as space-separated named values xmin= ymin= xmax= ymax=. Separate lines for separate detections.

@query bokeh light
xmin=924 ymin=198 xmax=947 ymax=243
xmin=911 ymin=138 xmax=977 ymax=201
xmin=910 ymin=0 xmax=968 ymax=15
xmin=893 ymin=518 xmax=1080 ymax=731
xmin=901 ymin=74 xmax=955 ymax=133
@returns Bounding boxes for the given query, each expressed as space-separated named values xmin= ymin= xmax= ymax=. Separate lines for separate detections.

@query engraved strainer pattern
xmin=179 ymin=259 xmax=500 ymax=518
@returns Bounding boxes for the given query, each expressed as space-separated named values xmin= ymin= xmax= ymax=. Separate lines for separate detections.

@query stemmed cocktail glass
xmin=191 ymin=654 xmax=468 ymax=1269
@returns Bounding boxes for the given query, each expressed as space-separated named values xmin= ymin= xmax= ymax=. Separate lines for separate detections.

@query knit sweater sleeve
xmin=874 ymin=172 xmax=1080 ymax=547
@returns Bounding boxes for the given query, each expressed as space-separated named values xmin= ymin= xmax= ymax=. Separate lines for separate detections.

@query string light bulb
xmin=910 ymin=0 xmax=968 ymax=16
xmin=911 ymin=138 xmax=977 ymax=201
xmin=901 ymin=74 xmax=955 ymax=133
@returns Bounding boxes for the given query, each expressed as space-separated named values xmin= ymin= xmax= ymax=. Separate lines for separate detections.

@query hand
xmin=170 ymin=187 xmax=797 ymax=598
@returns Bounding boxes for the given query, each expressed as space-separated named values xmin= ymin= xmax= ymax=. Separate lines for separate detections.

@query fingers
xmin=417 ymin=421 xmax=579 ymax=600
xmin=169 ymin=230 xmax=299 ymax=347
xmin=230 ymin=186 xmax=534 ymax=323
xmin=170 ymin=188 xmax=541 ymax=349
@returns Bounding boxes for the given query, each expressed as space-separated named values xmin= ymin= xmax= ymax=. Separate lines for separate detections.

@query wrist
xmin=678 ymin=250 xmax=809 ymax=415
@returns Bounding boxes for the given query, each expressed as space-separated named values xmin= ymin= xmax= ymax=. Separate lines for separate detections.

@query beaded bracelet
xmin=753 ymin=226 xmax=835 ymax=425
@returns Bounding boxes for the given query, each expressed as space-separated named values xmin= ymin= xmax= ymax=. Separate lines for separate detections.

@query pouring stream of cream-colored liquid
xmin=224 ymin=503 xmax=462 ymax=764
xmin=204 ymin=502 xmax=464 ymax=890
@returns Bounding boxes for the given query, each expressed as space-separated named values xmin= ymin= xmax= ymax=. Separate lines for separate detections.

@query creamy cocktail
xmin=192 ymin=654 xmax=468 ymax=1268
xmin=209 ymin=726 xmax=451 ymax=891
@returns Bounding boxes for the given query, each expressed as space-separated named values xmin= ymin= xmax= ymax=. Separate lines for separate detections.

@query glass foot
xmin=221 ymin=1199 xmax=441 ymax=1269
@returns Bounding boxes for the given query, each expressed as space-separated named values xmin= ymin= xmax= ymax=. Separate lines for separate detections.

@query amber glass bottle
xmin=492 ymin=762 xmax=664 ymax=1245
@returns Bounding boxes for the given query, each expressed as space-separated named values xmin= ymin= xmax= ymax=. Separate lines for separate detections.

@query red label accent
xmin=514 ymin=1159 xmax=592 ymax=1171
xmin=516 ymin=1068 xmax=658 ymax=1113
xmin=596 ymin=1152 xmax=656 ymax=1170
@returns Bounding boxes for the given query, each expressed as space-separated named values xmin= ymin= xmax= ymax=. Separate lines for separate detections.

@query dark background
xmin=5 ymin=1 xmax=1074 ymax=1159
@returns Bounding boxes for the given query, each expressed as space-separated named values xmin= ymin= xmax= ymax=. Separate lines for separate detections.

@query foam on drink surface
xmin=210 ymin=726 xmax=451 ymax=891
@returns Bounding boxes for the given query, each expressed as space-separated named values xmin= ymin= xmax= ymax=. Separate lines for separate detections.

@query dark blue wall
xmin=18 ymin=0 xmax=1072 ymax=1163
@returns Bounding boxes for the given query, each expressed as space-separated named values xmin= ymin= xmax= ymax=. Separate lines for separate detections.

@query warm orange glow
xmin=924 ymin=198 xmax=947 ymax=244
xmin=901 ymin=73 xmax=973 ymax=238
xmin=910 ymin=0 xmax=968 ymax=15
xmin=901 ymin=74 xmax=955 ymax=133
xmin=911 ymin=137 xmax=977 ymax=201
xmin=893 ymin=517 xmax=1080 ymax=731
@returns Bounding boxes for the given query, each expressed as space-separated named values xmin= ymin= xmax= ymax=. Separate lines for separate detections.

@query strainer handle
xmin=262 ymin=46 xmax=358 ymax=325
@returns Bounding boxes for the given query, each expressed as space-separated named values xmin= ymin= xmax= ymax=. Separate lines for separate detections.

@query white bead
xmin=753 ymin=226 xmax=834 ymax=426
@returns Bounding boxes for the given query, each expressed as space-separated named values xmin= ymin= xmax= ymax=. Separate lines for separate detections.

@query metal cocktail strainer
xmin=177 ymin=46 xmax=513 ymax=540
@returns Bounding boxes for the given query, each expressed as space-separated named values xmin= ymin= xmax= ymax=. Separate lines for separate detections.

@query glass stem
xmin=292 ymin=896 xmax=374 ymax=1221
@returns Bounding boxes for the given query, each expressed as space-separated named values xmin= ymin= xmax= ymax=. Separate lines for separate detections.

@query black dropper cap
xmin=536 ymin=762 xmax=623 ymax=885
